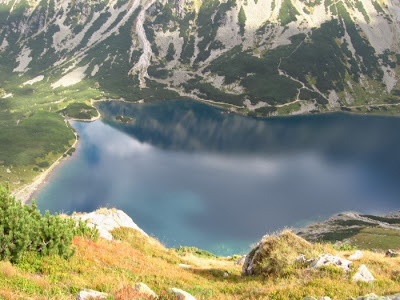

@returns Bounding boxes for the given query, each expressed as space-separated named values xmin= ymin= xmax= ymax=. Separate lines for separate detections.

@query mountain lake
xmin=33 ymin=100 xmax=400 ymax=255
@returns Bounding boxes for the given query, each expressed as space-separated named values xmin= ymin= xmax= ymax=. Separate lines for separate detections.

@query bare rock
xmin=76 ymin=289 xmax=107 ymax=300
xmin=349 ymin=250 xmax=363 ymax=260
xmin=135 ymin=282 xmax=157 ymax=299
xmin=310 ymin=254 xmax=352 ymax=271
xmin=353 ymin=265 xmax=375 ymax=282
xmin=73 ymin=208 xmax=148 ymax=240
xmin=169 ymin=288 xmax=196 ymax=300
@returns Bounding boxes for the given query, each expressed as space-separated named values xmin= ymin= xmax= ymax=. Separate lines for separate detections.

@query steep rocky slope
xmin=1 ymin=0 xmax=400 ymax=116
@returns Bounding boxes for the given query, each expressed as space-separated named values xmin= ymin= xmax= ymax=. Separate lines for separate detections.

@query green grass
xmin=349 ymin=228 xmax=400 ymax=250
xmin=175 ymin=246 xmax=218 ymax=259
xmin=278 ymin=0 xmax=300 ymax=26
xmin=0 ymin=111 xmax=75 ymax=166
xmin=61 ymin=102 xmax=98 ymax=120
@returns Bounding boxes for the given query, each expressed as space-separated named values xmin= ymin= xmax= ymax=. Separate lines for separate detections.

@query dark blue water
xmin=34 ymin=100 xmax=400 ymax=255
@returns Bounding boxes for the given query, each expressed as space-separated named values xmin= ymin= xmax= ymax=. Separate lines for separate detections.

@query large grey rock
xmin=349 ymin=250 xmax=363 ymax=260
xmin=353 ymin=265 xmax=375 ymax=282
xmin=169 ymin=288 xmax=196 ymax=300
xmin=76 ymin=289 xmax=107 ymax=300
xmin=135 ymin=282 xmax=157 ymax=299
xmin=310 ymin=254 xmax=352 ymax=271
xmin=73 ymin=208 xmax=148 ymax=240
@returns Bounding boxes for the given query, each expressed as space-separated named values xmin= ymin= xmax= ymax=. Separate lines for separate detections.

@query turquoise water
xmin=34 ymin=100 xmax=400 ymax=255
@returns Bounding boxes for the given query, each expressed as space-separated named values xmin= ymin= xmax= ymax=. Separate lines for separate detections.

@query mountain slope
xmin=1 ymin=0 xmax=400 ymax=114
xmin=1 ymin=0 xmax=400 ymax=192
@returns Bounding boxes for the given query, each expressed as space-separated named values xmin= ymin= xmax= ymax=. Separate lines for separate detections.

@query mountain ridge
xmin=1 ymin=0 xmax=400 ymax=116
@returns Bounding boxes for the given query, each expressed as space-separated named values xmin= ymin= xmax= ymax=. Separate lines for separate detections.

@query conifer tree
xmin=238 ymin=6 xmax=247 ymax=36
xmin=0 ymin=185 xmax=97 ymax=263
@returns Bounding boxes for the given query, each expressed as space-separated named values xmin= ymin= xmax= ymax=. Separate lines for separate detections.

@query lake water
xmin=34 ymin=100 xmax=400 ymax=255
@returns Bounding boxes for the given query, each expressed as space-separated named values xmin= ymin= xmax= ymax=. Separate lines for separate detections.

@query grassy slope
xmin=0 ymin=227 xmax=399 ymax=300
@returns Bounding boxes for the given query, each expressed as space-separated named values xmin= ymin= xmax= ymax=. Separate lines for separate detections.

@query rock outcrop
xmin=242 ymin=230 xmax=319 ymax=276
xmin=72 ymin=208 xmax=148 ymax=241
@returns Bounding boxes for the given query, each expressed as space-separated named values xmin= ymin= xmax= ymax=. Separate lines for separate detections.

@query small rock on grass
xmin=76 ymin=289 xmax=108 ymax=300
xmin=169 ymin=288 xmax=196 ymax=300
xmin=349 ymin=250 xmax=363 ymax=260
xmin=135 ymin=283 xmax=157 ymax=298
xmin=310 ymin=254 xmax=352 ymax=271
xmin=353 ymin=265 xmax=375 ymax=283
xmin=386 ymin=249 xmax=399 ymax=257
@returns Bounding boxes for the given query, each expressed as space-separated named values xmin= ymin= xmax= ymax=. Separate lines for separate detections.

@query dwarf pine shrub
xmin=0 ymin=184 xmax=97 ymax=262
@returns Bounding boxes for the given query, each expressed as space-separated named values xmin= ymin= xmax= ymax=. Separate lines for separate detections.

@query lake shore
xmin=12 ymin=97 xmax=400 ymax=205
xmin=13 ymin=122 xmax=79 ymax=204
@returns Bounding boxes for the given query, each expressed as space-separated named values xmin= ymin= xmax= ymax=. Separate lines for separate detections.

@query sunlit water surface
xmin=34 ymin=100 xmax=400 ymax=255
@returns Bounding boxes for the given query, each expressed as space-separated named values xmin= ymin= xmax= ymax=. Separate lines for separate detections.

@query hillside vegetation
xmin=0 ymin=187 xmax=399 ymax=299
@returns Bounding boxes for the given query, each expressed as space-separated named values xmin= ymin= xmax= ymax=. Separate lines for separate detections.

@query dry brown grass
xmin=0 ymin=228 xmax=398 ymax=299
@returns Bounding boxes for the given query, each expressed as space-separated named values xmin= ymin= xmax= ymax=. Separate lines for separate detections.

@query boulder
xmin=349 ymin=250 xmax=363 ymax=260
xmin=310 ymin=254 xmax=352 ymax=271
xmin=76 ymin=289 xmax=107 ymax=300
xmin=169 ymin=288 xmax=196 ymax=300
xmin=353 ymin=265 xmax=375 ymax=283
xmin=72 ymin=208 xmax=148 ymax=240
xmin=135 ymin=282 xmax=157 ymax=299
xmin=242 ymin=230 xmax=316 ymax=276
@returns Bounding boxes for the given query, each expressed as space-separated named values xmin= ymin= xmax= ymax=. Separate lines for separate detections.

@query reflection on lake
xmin=34 ymin=100 xmax=400 ymax=255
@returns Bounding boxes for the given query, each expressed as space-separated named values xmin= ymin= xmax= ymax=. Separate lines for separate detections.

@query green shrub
xmin=238 ymin=6 xmax=247 ymax=35
xmin=0 ymin=185 xmax=97 ymax=263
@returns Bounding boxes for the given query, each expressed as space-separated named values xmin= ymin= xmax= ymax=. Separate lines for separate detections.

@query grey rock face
xmin=72 ymin=208 xmax=148 ymax=241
